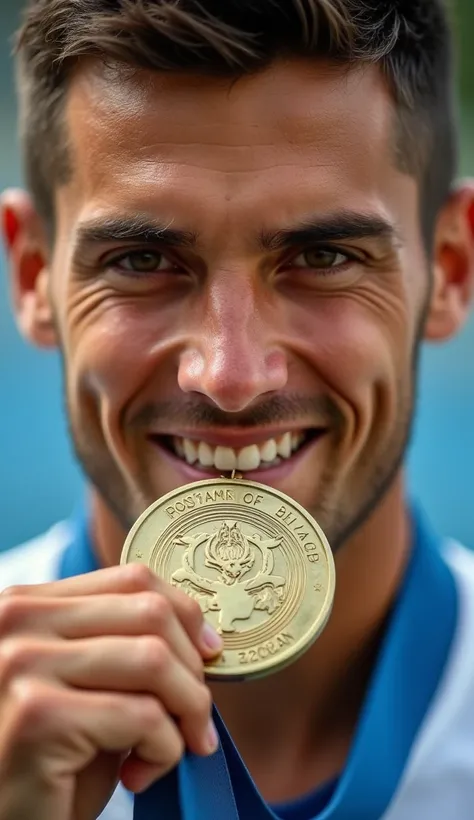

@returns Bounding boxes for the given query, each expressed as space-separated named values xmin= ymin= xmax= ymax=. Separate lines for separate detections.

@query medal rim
xmin=121 ymin=477 xmax=336 ymax=680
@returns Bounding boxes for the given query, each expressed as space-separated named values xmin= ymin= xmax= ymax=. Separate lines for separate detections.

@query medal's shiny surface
xmin=121 ymin=478 xmax=335 ymax=680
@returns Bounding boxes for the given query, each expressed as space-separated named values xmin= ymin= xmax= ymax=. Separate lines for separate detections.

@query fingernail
xmin=201 ymin=622 xmax=223 ymax=653
xmin=206 ymin=719 xmax=219 ymax=754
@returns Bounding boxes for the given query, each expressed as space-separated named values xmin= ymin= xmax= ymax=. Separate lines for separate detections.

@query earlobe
xmin=1 ymin=189 xmax=58 ymax=349
xmin=424 ymin=180 xmax=474 ymax=343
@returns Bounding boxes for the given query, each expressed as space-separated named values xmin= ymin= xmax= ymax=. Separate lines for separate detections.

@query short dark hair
xmin=16 ymin=0 xmax=457 ymax=246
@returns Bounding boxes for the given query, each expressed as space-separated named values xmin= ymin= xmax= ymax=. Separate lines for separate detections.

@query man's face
xmin=49 ymin=59 xmax=429 ymax=545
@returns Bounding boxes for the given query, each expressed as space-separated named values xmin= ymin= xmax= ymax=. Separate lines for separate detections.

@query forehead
xmin=61 ymin=59 xmax=415 ymax=233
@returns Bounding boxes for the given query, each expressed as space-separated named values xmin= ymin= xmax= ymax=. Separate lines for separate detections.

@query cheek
xmin=287 ymin=289 xmax=410 ymax=399
xmin=61 ymin=290 xmax=178 ymax=408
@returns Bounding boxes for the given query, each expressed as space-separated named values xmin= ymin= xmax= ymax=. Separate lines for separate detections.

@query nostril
xmin=177 ymin=341 xmax=288 ymax=411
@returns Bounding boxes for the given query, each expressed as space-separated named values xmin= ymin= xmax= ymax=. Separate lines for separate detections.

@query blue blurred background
xmin=1 ymin=1 xmax=473 ymax=552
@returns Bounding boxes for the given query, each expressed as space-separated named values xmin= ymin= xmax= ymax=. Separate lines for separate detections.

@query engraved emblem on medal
xmin=121 ymin=478 xmax=335 ymax=679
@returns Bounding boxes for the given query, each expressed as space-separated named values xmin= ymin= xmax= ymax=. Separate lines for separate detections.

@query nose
xmin=178 ymin=275 xmax=288 ymax=412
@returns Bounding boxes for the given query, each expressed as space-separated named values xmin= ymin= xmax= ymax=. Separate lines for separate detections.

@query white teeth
xmin=259 ymin=438 xmax=277 ymax=462
xmin=237 ymin=445 xmax=261 ymax=471
xmin=291 ymin=432 xmax=302 ymax=451
xmin=183 ymin=439 xmax=197 ymax=464
xmin=214 ymin=446 xmax=237 ymax=471
xmin=172 ymin=430 xmax=306 ymax=471
xmin=277 ymin=432 xmax=292 ymax=458
xmin=174 ymin=438 xmax=185 ymax=458
xmin=198 ymin=441 xmax=214 ymax=467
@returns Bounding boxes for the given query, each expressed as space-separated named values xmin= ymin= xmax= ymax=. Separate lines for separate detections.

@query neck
xmin=89 ymin=475 xmax=411 ymax=803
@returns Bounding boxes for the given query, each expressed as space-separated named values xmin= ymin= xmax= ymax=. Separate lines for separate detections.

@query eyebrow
xmin=259 ymin=212 xmax=400 ymax=252
xmin=72 ymin=210 xmax=400 ymax=261
xmin=73 ymin=215 xmax=198 ymax=255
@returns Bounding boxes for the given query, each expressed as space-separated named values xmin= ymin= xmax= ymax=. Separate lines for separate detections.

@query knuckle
xmin=140 ymin=696 xmax=177 ymax=737
xmin=139 ymin=694 xmax=166 ymax=726
xmin=137 ymin=636 xmax=171 ymax=675
xmin=0 ymin=639 xmax=37 ymax=685
xmin=0 ymin=585 xmax=23 ymax=598
xmin=137 ymin=592 xmax=173 ymax=630
xmin=180 ymin=594 xmax=203 ymax=627
xmin=121 ymin=564 xmax=156 ymax=592
xmin=0 ymin=596 xmax=27 ymax=636
xmin=9 ymin=679 xmax=57 ymax=738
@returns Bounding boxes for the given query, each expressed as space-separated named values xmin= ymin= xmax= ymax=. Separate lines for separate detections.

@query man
xmin=1 ymin=0 xmax=474 ymax=818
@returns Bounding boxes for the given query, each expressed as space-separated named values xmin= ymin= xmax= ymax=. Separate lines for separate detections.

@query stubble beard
xmin=64 ymin=370 xmax=419 ymax=553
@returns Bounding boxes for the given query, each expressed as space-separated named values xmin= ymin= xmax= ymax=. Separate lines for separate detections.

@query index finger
xmin=1 ymin=564 xmax=223 ymax=659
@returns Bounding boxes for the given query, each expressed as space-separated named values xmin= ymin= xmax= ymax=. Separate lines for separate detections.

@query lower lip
xmin=149 ymin=433 xmax=327 ymax=485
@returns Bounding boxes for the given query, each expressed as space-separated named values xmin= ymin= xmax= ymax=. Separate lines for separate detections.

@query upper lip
xmin=148 ymin=426 xmax=324 ymax=449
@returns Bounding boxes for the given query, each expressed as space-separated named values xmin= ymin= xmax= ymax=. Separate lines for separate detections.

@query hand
xmin=0 ymin=565 xmax=223 ymax=820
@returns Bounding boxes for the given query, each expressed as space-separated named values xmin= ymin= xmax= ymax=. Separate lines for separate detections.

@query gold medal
xmin=121 ymin=478 xmax=335 ymax=680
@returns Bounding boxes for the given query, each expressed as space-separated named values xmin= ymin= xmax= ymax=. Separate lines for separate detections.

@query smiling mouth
xmin=150 ymin=429 xmax=325 ymax=473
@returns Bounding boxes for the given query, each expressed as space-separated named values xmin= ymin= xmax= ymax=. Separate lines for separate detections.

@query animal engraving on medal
xmin=171 ymin=520 xmax=286 ymax=633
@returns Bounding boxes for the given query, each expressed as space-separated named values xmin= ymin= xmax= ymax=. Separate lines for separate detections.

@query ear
xmin=1 ymin=188 xmax=58 ymax=348
xmin=424 ymin=179 xmax=474 ymax=343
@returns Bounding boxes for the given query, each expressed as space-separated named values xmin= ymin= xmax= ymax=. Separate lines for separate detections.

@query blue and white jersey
xmin=1 ymin=508 xmax=474 ymax=820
